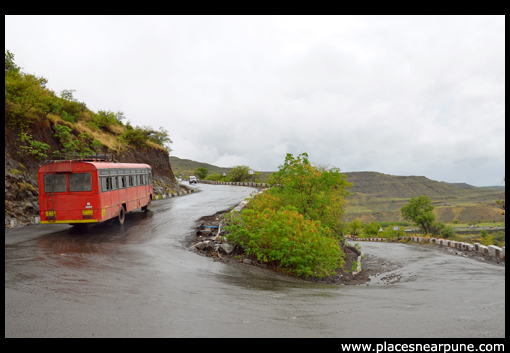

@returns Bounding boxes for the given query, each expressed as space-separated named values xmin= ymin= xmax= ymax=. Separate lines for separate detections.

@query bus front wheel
xmin=118 ymin=206 xmax=126 ymax=225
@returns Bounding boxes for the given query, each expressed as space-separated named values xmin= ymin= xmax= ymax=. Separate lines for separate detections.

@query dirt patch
xmin=190 ymin=210 xmax=404 ymax=286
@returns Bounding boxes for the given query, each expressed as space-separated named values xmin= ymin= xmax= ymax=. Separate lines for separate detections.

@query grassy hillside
xmin=343 ymin=172 xmax=505 ymax=223
xmin=5 ymin=50 xmax=171 ymax=163
xmin=169 ymin=156 xmax=232 ymax=178
xmin=169 ymin=156 xmax=274 ymax=181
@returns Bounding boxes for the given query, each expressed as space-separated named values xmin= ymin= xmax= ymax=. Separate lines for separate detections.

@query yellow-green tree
xmin=227 ymin=165 xmax=250 ymax=182
xmin=401 ymin=195 xmax=436 ymax=234
xmin=195 ymin=167 xmax=208 ymax=179
xmin=346 ymin=219 xmax=363 ymax=237
xmin=270 ymin=153 xmax=352 ymax=234
xmin=225 ymin=153 xmax=352 ymax=278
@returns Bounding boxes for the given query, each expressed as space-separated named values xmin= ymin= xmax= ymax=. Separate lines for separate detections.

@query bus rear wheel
xmin=142 ymin=197 xmax=151 ymax=212
xmin=117 ymin=206 xmax=126 ymax=225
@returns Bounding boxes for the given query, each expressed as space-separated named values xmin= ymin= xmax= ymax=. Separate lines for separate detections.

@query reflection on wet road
xmin=5 ymin=184 xmax=505 ymax=337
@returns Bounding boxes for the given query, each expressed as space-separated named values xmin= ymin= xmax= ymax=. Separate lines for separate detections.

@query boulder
xmin=197 ymin=228 xmax=213 ymax=236
xmin=194 ymin=241 xmax=209 ymax=250
xmin=206 ymin=242 xmax=220 ymax=252
xmin=219 ymin=243 xmax=235 ymax=254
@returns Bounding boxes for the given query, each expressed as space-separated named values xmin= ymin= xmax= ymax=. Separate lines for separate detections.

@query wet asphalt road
xmin=5 ymin=184 xmax=505 ymax=337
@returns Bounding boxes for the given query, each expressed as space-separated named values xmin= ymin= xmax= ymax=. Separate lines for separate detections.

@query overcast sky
xmin=5 ymin=15 xmax=505 ymax=186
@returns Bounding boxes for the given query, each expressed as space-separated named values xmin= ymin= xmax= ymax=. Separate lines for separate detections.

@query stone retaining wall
xmin=153 ymin=182 xmax=198 ymax=200
xmin=352 ymin=236 xmax=505 ymax=260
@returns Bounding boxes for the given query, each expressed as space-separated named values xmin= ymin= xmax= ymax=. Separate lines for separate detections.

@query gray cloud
xmin=6 ymin=15 xmax=505 ymax=186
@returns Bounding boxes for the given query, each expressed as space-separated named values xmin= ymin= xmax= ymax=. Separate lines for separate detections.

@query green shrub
xmin=204 ymin=173 xmax=225 ymax=181
xmin=481 ymin=235 xmax=493 ymax=246
xmin=52 ymin=124 xmax=102 ymax=158
xmin=363 ymin=222 xmax=380 ymax=237
xmin=18 ymin=132 xmax=50 ymax=160
xmin=379 ymin=225 xmax=406 ymax=239
xmin=346 ymin=219 xmax=363 ymax=237
xmin=61 ymin=99 xmax=83 ymax=118
xmin=120 ymin=122 xmax=172 ymax=152
xmin=61 ymin=111 xmax=76 ymax=123
xmin=224 ymin=154 xmax=352 ymax=278
xmin=226 ymin=206 xmax=345 ymax=278
xmin=91 ymin=110 xmax=118 ymax=132
xmin=440 ymin=225 xmax=455 ymax=239
xmin=270 ymin=152 xmax=352 ymax=234
xmin=227 ymin=165 xmax=250 ymax=182
xmin=195 ymin=167 xmax=208 ymax=179
xmin=121 ymin=126 xmax=147 ymax=150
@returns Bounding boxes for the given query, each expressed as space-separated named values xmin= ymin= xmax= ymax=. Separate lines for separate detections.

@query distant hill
xmin=342 ymin=172 xmax=481 ymax=198
xmin=440 ymin=181 xmax=476 ymax=189
xmin=169 ymin=156 xmax=274 ymax=181
xmin=169 ymin=156 xmax=231 ymax=178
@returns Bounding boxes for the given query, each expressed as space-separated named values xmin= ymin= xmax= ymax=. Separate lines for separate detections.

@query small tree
xmin=228 ymin=165 xmax=250 ymax=182
xmin=347 ymin=219 xmax=363 ymax=237
xmin=440 ymin=225 xmax=455 ymax=239
xmin=380 ymin=225 xmax=405 ymax=239
xmin=195 ymin=167 xmax=208 ymax=179
xmin=270 ymin=153 xmax=352 ymax=234
xmin=204 ymin=173 xmax=223 ymax=181
xmin=401 ymin=195 xmax=436 ymax=235
xmin=5 ymin=50 xmax=21 ymax=76
xmin=430 ymin=220 xmax=446 ymax=236
xmin=18 ymin=132 xmax=50 ymax=160
xmin=363 ymin=222 xmax=380 ymax=237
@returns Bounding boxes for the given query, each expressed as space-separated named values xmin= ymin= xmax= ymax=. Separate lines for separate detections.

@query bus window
xmin=102 ymin=177 xmax=113 ymax=191
xmin=128 ymin=176 xmax=134 ymax=187
xmin=44 ymin=174 xmax=67 ymax=193
xmin=118 ymin=176 xmax=125 ymax=188
xmin=111 ymin=177 xmax=117 ymax=189
xmin=69 ymin=173 xmax=92 ymax=192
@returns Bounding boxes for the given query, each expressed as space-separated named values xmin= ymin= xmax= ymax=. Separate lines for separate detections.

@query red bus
xmin=38 ymin=156 xmax=153 ymax=225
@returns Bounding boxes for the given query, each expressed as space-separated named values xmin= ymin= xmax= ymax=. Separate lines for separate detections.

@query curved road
xmin=5 ymin=184 xmax=505 ymax=337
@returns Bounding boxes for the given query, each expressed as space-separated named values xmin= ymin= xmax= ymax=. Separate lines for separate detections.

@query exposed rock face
xmin=5 ymin=120 xmax=180 ymax=228
xmin=5 ymin=154 xmax=40 ymax=227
